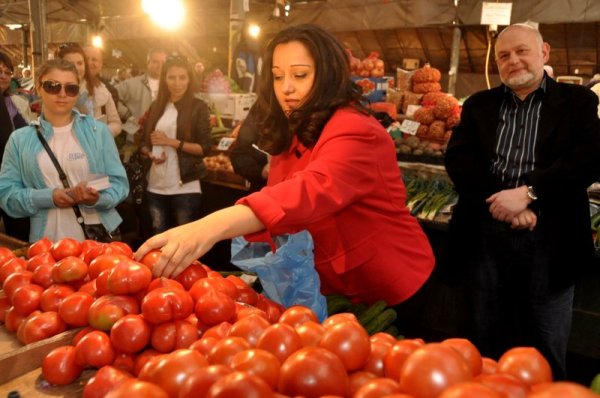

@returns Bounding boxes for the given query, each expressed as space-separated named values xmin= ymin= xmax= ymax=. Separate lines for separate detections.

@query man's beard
xmin=504 ymin=71 xmax=536 ymax=89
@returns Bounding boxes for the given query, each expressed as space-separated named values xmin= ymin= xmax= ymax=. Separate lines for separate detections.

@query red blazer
xmin=238 ymin=107 xmax=434 ymax=304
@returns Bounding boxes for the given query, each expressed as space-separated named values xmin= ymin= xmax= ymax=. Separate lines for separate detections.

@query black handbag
xmin=35 ymin=125 xmax=118 ymax=242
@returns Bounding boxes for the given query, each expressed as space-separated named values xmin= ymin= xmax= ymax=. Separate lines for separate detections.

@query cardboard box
xmin=351 ymin=76 xmax=394 ymax=103
xmin=196 ymin=93 xmax=257 ymax=121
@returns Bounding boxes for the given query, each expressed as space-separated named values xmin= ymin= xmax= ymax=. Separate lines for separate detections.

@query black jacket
xmin=144 ymin=97 xmax=212 ymax=184
xmin=230 ymin=107 xmax=268 ymax=192
xmin=444 ymin=77 xmax=600 ymax=288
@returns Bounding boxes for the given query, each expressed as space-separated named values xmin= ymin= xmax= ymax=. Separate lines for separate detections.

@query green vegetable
xmin=365 ymin=308 xmax=398 ymax=335
xmin=357 ymin=300 xmax=388 ymax=326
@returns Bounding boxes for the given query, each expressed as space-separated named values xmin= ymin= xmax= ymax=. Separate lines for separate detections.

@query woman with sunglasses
xmin=136 ymin=25 xmax=435 ymax=308
xmin=0 ymin=51 xmax=36 ymax=242
xmin=56 ymin=43 xmax=122 ymax=137
xmin=0 ymin=59 xmax=128 ymax=243
xmin=138 ymin=54 xmax=212 ymax=235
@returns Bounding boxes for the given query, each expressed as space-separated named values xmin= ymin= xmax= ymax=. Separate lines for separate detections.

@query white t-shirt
xmin=38 ymin=122 xmax=101 ymax=241
xmin=148 ymin=77 xmax=160 ymax=101
xmin=146 ymin=102 xmax=201 ymax=195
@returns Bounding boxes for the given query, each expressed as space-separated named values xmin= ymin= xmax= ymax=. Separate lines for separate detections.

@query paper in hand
xmin=87 ymin=174 xmax=111 ymax=191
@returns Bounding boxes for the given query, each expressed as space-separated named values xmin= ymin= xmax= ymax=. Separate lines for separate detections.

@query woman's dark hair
xmin=36 ymin=59 xmax=79 ymax=86
xmin=55 ymin=42 xmax=97 ymax=96
xmin=0 ymin=51 xmax=14 ymax=95
xmin=255 ymin=24 xmax=366 ymax=154
xmin=144 ymin=55 xmax=197 ymax=143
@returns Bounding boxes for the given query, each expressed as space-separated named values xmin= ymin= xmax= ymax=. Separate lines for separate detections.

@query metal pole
xmin=21 ymin=26 xmax=30 ymax=68
xmin=448 ymin=26 xmax=461 ymax=96
xmin=28 ymin=0 xmax=48 ymax=76
xmin=228 ymin=0 xmax=245 ymax=78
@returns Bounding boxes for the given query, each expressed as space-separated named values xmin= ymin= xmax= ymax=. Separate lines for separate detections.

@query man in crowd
xmin=84 ymin=45 xmax=120 ymax=108
xmin=115 ymin=48 xmax=167 ymax=121
xmin=445 ymin=23 xmax=600 ymax=379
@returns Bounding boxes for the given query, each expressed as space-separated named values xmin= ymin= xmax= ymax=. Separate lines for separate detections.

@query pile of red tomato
xmin=0 ymin=238 xmax=598 ymax=398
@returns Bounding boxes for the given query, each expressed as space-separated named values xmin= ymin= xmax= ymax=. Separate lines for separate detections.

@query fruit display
xmin=394 ymin=134 xmax=446 ymax=161
xmin=203 ymin=153 xmax=234 ymax=173
xmin=348 ymin=50 xmax=385 ymax=78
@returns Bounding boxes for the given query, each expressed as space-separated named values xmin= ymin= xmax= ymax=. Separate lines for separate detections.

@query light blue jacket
xmin=0 ymin=111 xmax=129 ymax=242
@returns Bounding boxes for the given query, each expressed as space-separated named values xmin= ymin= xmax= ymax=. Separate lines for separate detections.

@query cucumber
xmin=382 ymin=325 xmax=401 ymax=338
xmin=357 ymin=300 xmax=388 ymax=326
xmin=326 ymin=295 xmax=353 ymax=315
xmin=349 ymin=302 xmax=368 ymax=316
xmin=365 ymin=308 xmax=398 ymax=335
xmin=591 ymin=212 xmax=600 ymax=230
xmin=591 ymin=372 xmax=600 ymax=394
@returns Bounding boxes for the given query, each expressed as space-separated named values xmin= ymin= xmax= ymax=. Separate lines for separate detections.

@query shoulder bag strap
xmin=35 ymin=125 xmax=88 ymax=236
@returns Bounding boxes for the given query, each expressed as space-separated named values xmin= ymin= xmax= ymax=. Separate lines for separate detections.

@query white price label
xmin=217 ymin=137 xmax=235 ymax=151
xmin=406 ymin=104 xmax=421 ymax=118
xmin=399 ymin=119 xmax=421 ymax=136
xmin=481 ymin=2 xmax=512 ymax=26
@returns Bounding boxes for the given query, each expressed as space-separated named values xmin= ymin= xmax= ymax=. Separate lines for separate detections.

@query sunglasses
xmin=41 ymin=80 xmax=80 ymax=97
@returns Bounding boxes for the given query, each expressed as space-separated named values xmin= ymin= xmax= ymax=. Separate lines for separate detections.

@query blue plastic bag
xmin=230 ymin=230 xmax=328 ymax=322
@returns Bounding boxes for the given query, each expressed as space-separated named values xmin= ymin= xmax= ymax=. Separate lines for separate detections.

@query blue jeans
xmin=468 ymin=217 xmax=574 ymax=380
xmin=145 ymin=192 xmax=202 ymax=234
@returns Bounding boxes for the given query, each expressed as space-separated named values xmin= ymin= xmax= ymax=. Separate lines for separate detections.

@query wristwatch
xmin=527 ymin=186 xmax=538 ymax=201
xmin=177 ymin=140 xmax=184 ymax=152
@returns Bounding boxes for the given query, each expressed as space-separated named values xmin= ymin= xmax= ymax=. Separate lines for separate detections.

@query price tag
xmin=217 ymin=137 xmax=235 ymax=151
xmin=481 ymin=2 xmax=512 ymax=26
xmin=406 ymin=104 xmax=421 ymax=118
xmin=399 ymin=119 xmax=421 ymax=136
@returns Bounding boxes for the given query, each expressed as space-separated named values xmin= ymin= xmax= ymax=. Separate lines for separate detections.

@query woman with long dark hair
xmin=139 ymin=55 xmax=212 ymax=234
xmin=136 ymin=25 xmax=434 ymax=306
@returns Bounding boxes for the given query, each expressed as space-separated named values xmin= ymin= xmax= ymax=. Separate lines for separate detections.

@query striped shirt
xmin=491 ymin=77 xmax=547 ymax=187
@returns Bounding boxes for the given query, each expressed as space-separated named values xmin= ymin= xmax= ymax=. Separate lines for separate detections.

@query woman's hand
xmin=69 ymin=182 xmax=100 ymax=206
xmin=52 ymin=188 xmax=75 ymax=208
xmin=150 ymin=130 xmax=178 ymax=148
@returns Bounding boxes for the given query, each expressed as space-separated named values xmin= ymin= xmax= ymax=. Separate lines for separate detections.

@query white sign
xmin=481 ymin=2 xmax=512 ymax=26
xmin=399 ymin=119 xmax=421 ymax=136
xmin=217 ymin=137 xmax=235 ymax=151
xmin=406 ymin=104 xmax=421 ymax=118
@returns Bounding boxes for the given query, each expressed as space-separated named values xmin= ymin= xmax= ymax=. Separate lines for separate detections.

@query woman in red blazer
xmin=136 ymin=24 xmax=434 ymax=305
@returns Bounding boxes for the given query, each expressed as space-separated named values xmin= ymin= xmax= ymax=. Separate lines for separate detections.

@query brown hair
xmin=55 ymin=42 xmax=98 ymax=96
xmin=36 ymin=58 xmax=79 ymax=86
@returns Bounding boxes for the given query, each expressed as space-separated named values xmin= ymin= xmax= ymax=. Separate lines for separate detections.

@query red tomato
xmin=482 ymin=357 xmax=499 ymax=375
xmin=441 ymin=338 xmax=483 ymax=376
xmin=208 ymin=336 xmax=251 ymax=367
xmin=112 ymin=352 xmax=135 ymax=374
xmin=189 ymin=277 xmax=237 ymax=302
xmin=42 ymin=345 xmax=83 ymax=385
xmin=138 ymin=348 xmax=209 ymax=398
xmin=139 ymin=249 xmax=162 ymax=270
xmin=202 ymin=321 xmax=232 ymax=340
xmin=105 ymin=379 xmax=169 ymax=398
xmin=256 ymin=322 xmax=303 ymax=364
xmin=383 ymin=339 xmax=424 ymax=380
xmin=278 ymin=305 xmax=319 ymax=328
xmin=27 ymin=237 xmax=53 ymax=258
xmin=255 ymin=295 xmax=284 ymax=324
xmin=322 ymin=312 xmax=359 ymax=328
xmin=82 ymin=365 xmax=131 ymax=398
xmin=109 ymin=241 xmax=134 ymax=258
xmin=87 ymin=294 xmax=140 ymax=331
xmin=110 ymin=314 xmax=152 ymax=354
xmin=51 ymin=238 xmax=82 ymax=260
xmin=497 ymin=347 xmax=553 ymax=387
xmin=228 ymin=313 xmax=271 ymax=346
xmin=206 ymin=370 xmax=274 ymax=398
xmin=4 ymin=306 xmax=27 ymax=332
xmin=51 ymin=256 xmax=88 ymax=283
xmin=0 ymin=292 xmax=9 ymax=322
xmin=133 ymin=348 xmax=161 ymax=377
xmin=78 ymin=280 xmax=97 ymax=297
xmin=190 ymin=336 xmax=220 ymax=356
xmin=146 ymin=277 xmax=184 ymax=293
xmin=230 ymin=348 xmax=280 ymax=389
xmin=226 ymin=274 xmax=258 ymax=305
xmin=295 ymin=320 xmax=326 ymax=347
xmin=279 ymin=346 xmax=349 ymax=397
xmin=319 ymin=319 xmax=371 ymax=372
xmin=17 ymin=310 xmax=67 ymax=344
xmin=527 ymin=381 xmax=599 ymax=398
xmin=195 ymin=289 xmax=236 ymax=326
xmin=175 ymin=261 xmax=208 ymax=290
xmin=104 ymin=258 xmax=153 ymax=295
xmin=88 ymin=254 xmax=129 ymax=279
xmin=12 ymin=284 xmax=44 ymax=315
xmin=3 ymin=270 xmax=33 ymax=300
xmin=362 ymin=340 xmax=391 ymax=377
xmin=179 ymin=364 xmax=231 ymax=398
xmin=32 ymin=263 xmax=54 ymax=288
xmin=477 ymin=373 xmax=529 ymax=398
xmin=348 ymin=371 xmax=378 ymax=397
xmin=72 ymin=326 xmax=95 ymax=345
xmin=0 ymin=246 xmax=16 ymax=266
xmin=74 ymin=330 xmax=116 ymax=368
xmin=0 ymin=257 xmax=26 ymax=284
xmin=150 ymin=320 xmax=198 ymax=353
xmin=438 ymin=382 xmax=503 ymax=398
xmin=40 ymin=284 xmax=76 ymax=312
xmin=141 ymin=287 xmax=194 ymax=325
xmin=80 ymin=239 xmax=101 ymax=258
xmin=370 ymin=332 xmax=398 ymax=347
xmin=233 ymin=303 xmax=268 ymax=322
xmin=399 ymin=343 xmax=473 ymax=398
xmin=354 ymin=377 xmax=401 ymax=398
xmin=26 ymin=251 xmax=56 ymax=272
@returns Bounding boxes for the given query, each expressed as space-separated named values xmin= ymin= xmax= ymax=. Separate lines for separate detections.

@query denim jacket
xmin=0 ymin=111 xmax=129 ymax=242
